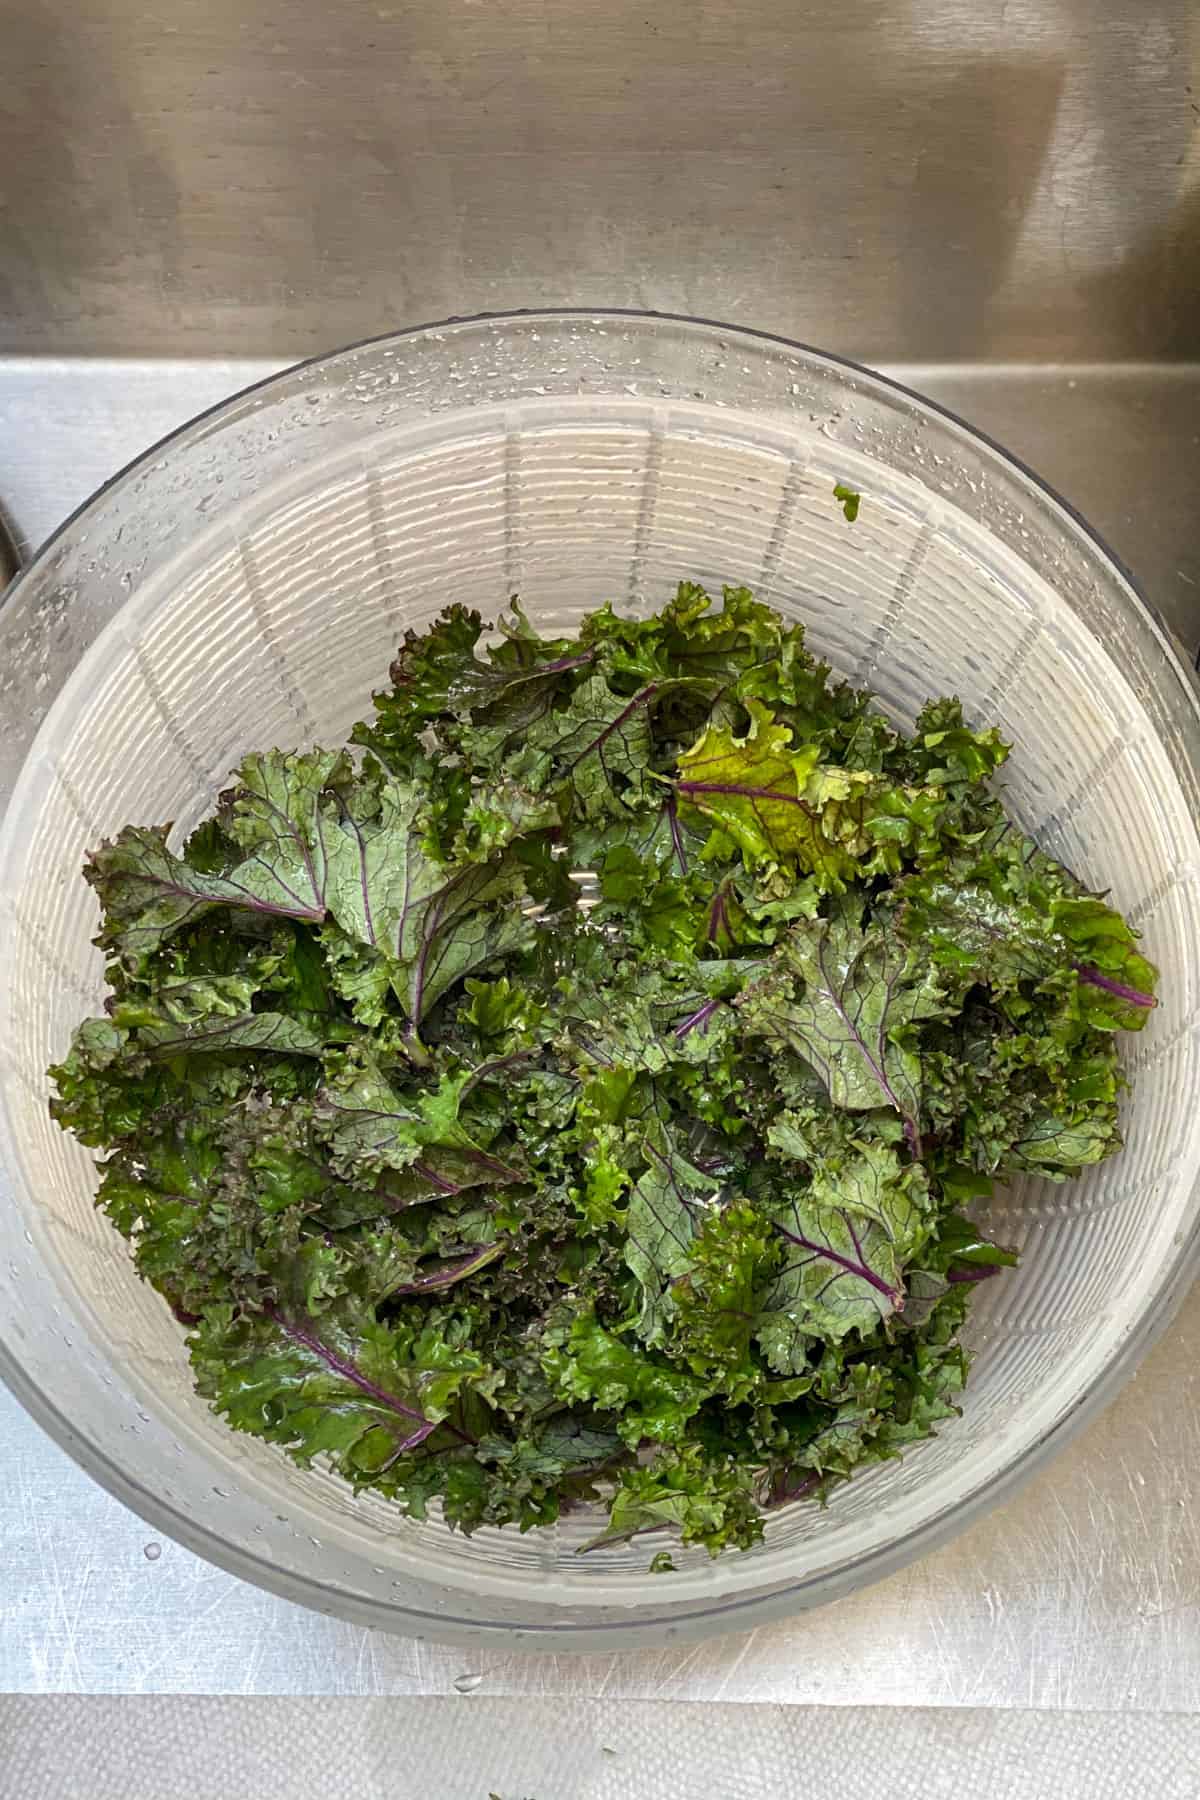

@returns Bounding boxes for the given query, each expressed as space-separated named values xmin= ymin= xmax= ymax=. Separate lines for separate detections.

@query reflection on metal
xmin=0 ymin=1 xmax=1197 ymax=361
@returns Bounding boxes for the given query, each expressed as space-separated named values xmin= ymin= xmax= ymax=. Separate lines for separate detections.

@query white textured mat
xmin=1 ymin=1697 xmax=1197 ymax=1799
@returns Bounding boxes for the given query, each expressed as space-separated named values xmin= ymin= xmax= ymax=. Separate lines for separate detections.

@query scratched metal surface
xmin=2 ymin=0 xmax=1199 ymax=367
xmin=0 ymin=357 xmax=1198 ymax=1700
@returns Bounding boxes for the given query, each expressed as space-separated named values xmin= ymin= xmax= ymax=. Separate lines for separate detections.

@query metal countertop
xmin=2 ymin=356 xmax=1199 ymax=1702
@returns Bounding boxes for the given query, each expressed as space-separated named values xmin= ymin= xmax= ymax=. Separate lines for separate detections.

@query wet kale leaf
xmin=50 ymin=578 xmax=1157 ymax=1561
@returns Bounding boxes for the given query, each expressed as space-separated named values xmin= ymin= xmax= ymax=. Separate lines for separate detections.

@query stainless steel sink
xmin=1 ymin=0 xmax=1198 ymax=1716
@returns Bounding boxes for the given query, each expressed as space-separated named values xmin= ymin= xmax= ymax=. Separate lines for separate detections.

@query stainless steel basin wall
xmin=0 ymin=0 xmax=1196 ymax=362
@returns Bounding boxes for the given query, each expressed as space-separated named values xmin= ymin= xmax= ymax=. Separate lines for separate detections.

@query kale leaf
xmin=48 ymin=582 xmax=1158 ymax=1563
xmin=738 ymin=900 xmax=946 ymax=1156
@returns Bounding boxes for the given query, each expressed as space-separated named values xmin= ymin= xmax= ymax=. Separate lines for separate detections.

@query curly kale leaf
xmin=922 ymin=997 xmax=1124 ymax=1180
xmin=756 ymin=1143 xmax=932 ymax=1369
xmin=351 ymin=602 xmax=589 ymax=770
xmin=317 ymin=1060 xmax=523 ymax=1187
xmin=541 ymin=1306 xmax=712 ymax=1449
xmin=893 ymin=824 xmax=1158 ymax=1029
xmin=321 ymin=779 xmax=537 ymax=1026
xmin=583 ymin=1442 xmax=765 ymax=1556
xmin=190 ymin=1300 xmax=498 ymax=1473
xmin=738 ymin=902 xmax=945 ymax=1155
xmin=86 ymin=750 xmax=360 ymax=966
xmin=668 ymin=1199 xmax=781 ymax=1401
xmin=579 ymin=581 xmax=795 ymax=685
xmin=623 ymin=1137 xmax=723 ymax=1343
xmin=501 ymin=671 xmax=715 ymax=819
xmin=48 ymin=581 xmax=1159 ymax=1566
xmin=884 ymin=698 xmax=1009 ymax=789
xmin=675 ymin=699 xmax=874 ymax=886
xmin=557 ymin=960 xmax=749 ymax=1078
xmin=136 ymin=1010 xmax=333 ymax=1059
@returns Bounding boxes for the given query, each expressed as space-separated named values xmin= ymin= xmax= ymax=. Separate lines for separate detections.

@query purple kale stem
xmin=566 ymin=682 xmax=659 ymax=771
xmin=247 ymin=784 xmax=326 ymax=914
xmin=145 ymin=870 xmax=325 ymax=924
xmin=347 ymin=810 xmax=376 ymax=945
xmin=387 ymin=1243 xmax=503 ymax=1297
xmin=674 ymin=997 xmax=721 ymax=1038
xmin=464 ymin=1147 xmax=524 ymax=1182
xmin=266 ymin=1308 xmax=476 ymax=1447
xmin=766 ymin=1470 xmax=821 ymax=1508
xmin=410 ymin=1161 xmax=462 ymax=1195
xmin=1075 ymin=963 xmax=1157 ymax=1009
xmin=666 ymin=795 xmax=688 ymax=875
xmin=675 ymin=778 xmax=808 ymax=810
xmin=578 ymin=1521 xmax=674 ymax=1554
xmin=772 ymin=1220 xmax=902 ymax=1309
xmin=705 ymin=878 xmax=732 ymax=948
xmin=946 ymin=1263 xmax=1004 ymax=1284
xmin=538 ymin=651 xmax=595 ymax=676
xmin=459 ymin=1050 xmax=534 ymax=1098
xmin=813 ymin=930 xmax=924 ymax=1160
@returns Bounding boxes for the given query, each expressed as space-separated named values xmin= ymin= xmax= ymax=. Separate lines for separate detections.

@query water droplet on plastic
xmin=453 ymin=1673 xmax=484 ymax=1694
xmin=143 ymin=1542 xmax=162 ymax=1562
xmin=212 ymin=1485 xmax=229 ymax=1498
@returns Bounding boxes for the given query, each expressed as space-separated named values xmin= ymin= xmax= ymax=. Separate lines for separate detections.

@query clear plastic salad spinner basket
xmin=1 ymin=313 xmax=1199 ymax=1650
